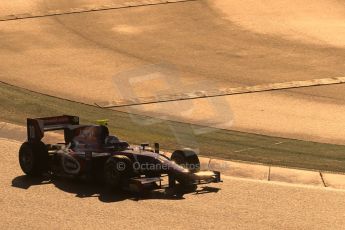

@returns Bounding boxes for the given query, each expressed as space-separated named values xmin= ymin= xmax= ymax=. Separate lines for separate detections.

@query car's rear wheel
xmin=171 ymin=149 xmax=200 ymax=173
xmin=103 ymin=156 xmax=133 ymax=190
xmin=19 ymin=141 xmax=48 ymax=176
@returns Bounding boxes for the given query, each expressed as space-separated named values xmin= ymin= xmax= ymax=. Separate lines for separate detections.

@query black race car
xmin=19 ymin=115 xmax=221 ymax=192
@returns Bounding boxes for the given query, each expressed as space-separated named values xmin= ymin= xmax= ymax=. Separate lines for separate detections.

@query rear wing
xmin=27 ymin=115 xmax=79 ymax=142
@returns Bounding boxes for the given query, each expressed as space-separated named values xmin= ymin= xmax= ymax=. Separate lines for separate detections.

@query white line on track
xmin=234 ymin=147 xmax=256 ymax=153
xmin=222 ymin=174 xmax=345 ymax=192
xmin=233 ymin=141 xmax=288 ymax=153
xmin=0 ymin=0 xmax=198 ymax=22
xmin=96 ymin=76 xmax=345 ymax=108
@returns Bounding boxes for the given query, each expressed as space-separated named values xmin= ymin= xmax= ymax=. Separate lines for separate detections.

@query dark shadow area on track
xmin=11 ymin=175 xmax=220 ymax=203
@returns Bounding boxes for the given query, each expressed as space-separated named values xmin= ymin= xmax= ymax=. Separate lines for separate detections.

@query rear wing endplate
xmin=27 ymin=115 xmax=79 ymax=142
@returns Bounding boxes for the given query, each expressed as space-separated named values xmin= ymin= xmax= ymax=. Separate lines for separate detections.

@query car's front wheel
xmin=103 ymin=156 xmax=133 ymax=190
xmin=171 ymin=149 xmax=200 ymax=173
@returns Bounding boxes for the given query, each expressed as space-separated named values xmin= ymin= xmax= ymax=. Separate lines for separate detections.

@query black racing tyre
xmin=19 ymin=141 xmax=49 ymax=176
xmin=171 ymin=149 xmax=200 ymax=173
xmin=103 ymin=155 xmax=133 ymax=190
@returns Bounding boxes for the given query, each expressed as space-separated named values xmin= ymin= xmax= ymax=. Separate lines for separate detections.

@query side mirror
xmin=154 ymin=143 xmax=160 ymax=153
xmin=140 ymin=143 xmax=150 ymax=150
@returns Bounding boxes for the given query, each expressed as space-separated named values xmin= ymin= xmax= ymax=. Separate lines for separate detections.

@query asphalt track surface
xmin=2 ymin=138 xmax=345 ymax=229
xmin=1 ymin=0 xmax=345 ymax=144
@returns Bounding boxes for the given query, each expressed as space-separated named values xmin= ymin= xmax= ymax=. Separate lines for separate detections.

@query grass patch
xmin=1 ymin=82 xmax=345 ymax=172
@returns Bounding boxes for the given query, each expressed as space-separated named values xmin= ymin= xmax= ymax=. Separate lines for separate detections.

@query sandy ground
xmin=116 ymin=87 xmax=345 ymax=144
xmin=3 ymin=138 xmax=345 ymax=229
xmin=212 ymin=0 xmax=345 ymax=47
xmin=0 ymin=0 xmax=43 ymax=16
xmin=0 ymin=0 xmax=134 ymax=16
xmin=1 ymin=0 xmax=345 ymax=144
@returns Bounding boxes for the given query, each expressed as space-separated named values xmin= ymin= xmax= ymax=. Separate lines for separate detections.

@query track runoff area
xmin=96 ymin=76 xmax=345 ymax=108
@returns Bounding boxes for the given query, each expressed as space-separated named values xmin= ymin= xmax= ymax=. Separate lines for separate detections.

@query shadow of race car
xmin=19 ymin=115 xmax=221 ymax=193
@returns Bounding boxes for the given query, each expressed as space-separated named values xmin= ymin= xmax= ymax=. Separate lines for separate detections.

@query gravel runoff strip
xmin=2 ymin=121 xmax=345 ymax=190
xmin=0 ymin=0 xmax=198 ymax=22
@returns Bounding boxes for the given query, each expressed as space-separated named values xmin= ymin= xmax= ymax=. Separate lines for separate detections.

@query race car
xmin=18 ymin=115 xmax=221 ymax=192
